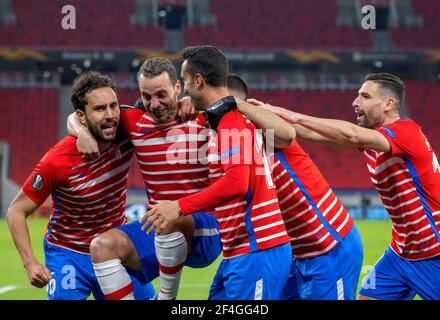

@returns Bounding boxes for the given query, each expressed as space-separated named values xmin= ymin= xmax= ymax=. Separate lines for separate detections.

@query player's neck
xmin=382 ymin=113 xmax=401 ymax=127
xmin=202 ymin=87 xmax=230 ymax=110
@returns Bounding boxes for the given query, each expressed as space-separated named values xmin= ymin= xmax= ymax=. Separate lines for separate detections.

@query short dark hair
xmin=71 ymin=71 xmax=116 ymax=111
xmin=137 ymin=57 xmax=178 ymax=84
xmin=227 ymin=73 xmax=248 ymax=100
xmin=182 ymin=46 xmax=228 ymax=87
xmin=364 ymin=73 xmax=405 ymax=108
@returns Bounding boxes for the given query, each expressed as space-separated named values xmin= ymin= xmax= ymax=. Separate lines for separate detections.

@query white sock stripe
xmin=92 ymin=259 xmax=124 ymax=277
xmin=155 ymin=232 xmax=187 ymax=249
xmin=155 ymin=232 xmax=188 ymax=300
xmin=92 ymin=259 xmax=134 ymax=300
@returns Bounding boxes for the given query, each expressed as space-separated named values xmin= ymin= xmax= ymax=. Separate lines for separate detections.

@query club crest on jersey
xmin=32 ymin=174 xmax=44 ymax=190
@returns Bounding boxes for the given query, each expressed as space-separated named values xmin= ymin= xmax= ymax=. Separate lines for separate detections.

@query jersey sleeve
xmin=377 ymin=120 xmax=420 ymax=158
xmin=22 ymin=153 xmax=60 ymax=206
xmin=178 ymin=111 xmax=252 ymax=215
xmin=178 ymin=165 xmax=250 ymax=215
xmin=119 ymin=107 xmax=139 ymax=137
xmin=216 ymin=111 xmax=252 ymax=171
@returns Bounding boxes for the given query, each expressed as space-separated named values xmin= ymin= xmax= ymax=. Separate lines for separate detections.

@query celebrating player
xmin=261 ymin=73 xmax=440 ymax=300
xmin=68 ymin=58 xmax=222 ymax=300
xmin=228 ymin=73 xmax=364 ymax=300
xmin=6 ymin=71 xmax=155 ymax=300
xmin=143 ymin=46 xmax=294 ymax=300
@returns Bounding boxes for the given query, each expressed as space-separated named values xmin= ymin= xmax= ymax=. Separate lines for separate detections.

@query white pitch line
xmin=0 ymin=285 xmax=19 ymax=294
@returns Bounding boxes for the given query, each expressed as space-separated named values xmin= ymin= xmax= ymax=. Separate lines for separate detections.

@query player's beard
xmin=358 ymin=113 xmax=382 ymax=129
xmin=85 ymin=117 xmax=117 ymax=143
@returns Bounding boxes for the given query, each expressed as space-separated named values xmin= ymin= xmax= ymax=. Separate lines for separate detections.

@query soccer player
xmin=143 ymin=46 xmax=294 ymax=300
xmin=227 ymin=73 xmax=364 ymax=300
xmin=262 ymin=73 xmax=440 ymax=300
xmin=6 ymin=71 xmax=155 ymax=300
xmin=68 ymin=58 xmax=223 ymax=300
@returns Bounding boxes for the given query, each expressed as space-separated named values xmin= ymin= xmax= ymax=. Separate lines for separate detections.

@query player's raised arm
xmin=292 ymin=112 xmax=391 ymax=152
xmin=226 ymin=74 xmax=295 ymax=149
xmin=6 ymin=191 xmax=52 ymax=288
xmin=235 ymin=98 xmax=296 ymax=149
xmin=249 ymin=100 xmax=348 ymax=148
xmin=66 ymin=112 xmax=100 ymax=159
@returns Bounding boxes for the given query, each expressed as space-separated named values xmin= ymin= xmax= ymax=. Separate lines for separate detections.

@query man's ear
xmin=385 ymin=97 xmax=397 ymax=112
xmin=76 ymin=109 xmax=86 ymax=125
xmin=175 ymin=80 xmax=182 ymax=97
xmin=195 ymin=73 xmax=204 ymax=90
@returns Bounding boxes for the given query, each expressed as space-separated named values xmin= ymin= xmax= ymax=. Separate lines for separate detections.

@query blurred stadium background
xmin=0 ymin=0 xmax=438 ymax=299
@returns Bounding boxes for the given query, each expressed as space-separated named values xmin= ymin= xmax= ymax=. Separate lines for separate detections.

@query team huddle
xmin=6 ymin=46 xmax=440 ymax=300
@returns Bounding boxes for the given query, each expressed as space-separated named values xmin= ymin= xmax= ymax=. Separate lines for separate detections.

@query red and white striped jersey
xmin=119 ymin=108 xmax=211 ymax=204
xmin=273 ymin=142 xmax=353 ymax=259
xmin=206 ymin=111 xmax=290 ymax=259
xmin=364 ymin=118 xmax=440 ymax=260
xmin=22 ymin=135 xmax=133 ymax=254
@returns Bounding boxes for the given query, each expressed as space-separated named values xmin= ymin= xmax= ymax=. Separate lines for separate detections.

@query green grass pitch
xmin=0 ymin=218 xmax=391 ymax=300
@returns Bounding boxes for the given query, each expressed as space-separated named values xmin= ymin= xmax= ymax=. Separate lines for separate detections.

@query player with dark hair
xmin=68 ymin=58 xmax=223 ymax=300
xmin=262 ymin=72 xmax=440 ymax=300
xmin=227 ymin=73 xmax=363 ymax=300
xmin=143 ymin=46 xmax=295 ymax=300
xmin=6 ymin=71 xmax=156 ymax=300
xmin=227 ymin=73 xmax=249 ymax=100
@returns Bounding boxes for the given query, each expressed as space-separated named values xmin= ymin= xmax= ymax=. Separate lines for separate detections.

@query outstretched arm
xmin=6 ymin=191 xmax=52 ymax=288
xmin=247 ymin=99 xmax=345 ymax=147
xmin=236 ymin=99 xmax=296 ymax=148
xmin=253 ymin=100 xmax=390 ymax=152
xmin=66 ymin=113 xmax=100 ymax=159
xmin=285 ymin=111 xmax=390 ymax=151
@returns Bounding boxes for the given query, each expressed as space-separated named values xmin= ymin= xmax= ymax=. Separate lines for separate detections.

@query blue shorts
xmin=293 ymin=225 xmax=363 ymax=300
xmin=44 ymin=240 xmax=156 ymax=300
xmin=280 ymin=258 xmax=301 ymax=300
xmin=208 ymin=243 xmax=291 ymax=300
xmin=359 ymin=246 xmax=440 ymax=300
xmin=117 ymin=212 xmax=222 ymax=283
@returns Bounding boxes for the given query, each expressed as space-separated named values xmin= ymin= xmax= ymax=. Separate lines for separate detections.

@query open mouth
xmin=355 ymin=110 xmax=365 ymax=122
xmin=153 ymin=109 xmax=166 ymax=117
xmin=101 ymin=122 xmax=117 ymax=135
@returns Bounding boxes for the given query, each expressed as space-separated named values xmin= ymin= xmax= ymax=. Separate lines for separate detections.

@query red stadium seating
xmin=405 ymin=81 xmax=440 ymax=152
xmin=391 ymin=0 xmax=440 ymax=48
xmin=0 ymin=88 xmax=59 ymax=185
xmin=184 ymin=0 xmax=372 ymax=49
xmin=0 ymin=0 xmax=163 ymax=48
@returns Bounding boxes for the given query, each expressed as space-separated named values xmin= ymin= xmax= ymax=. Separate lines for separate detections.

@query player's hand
xmin=248 ymin=98 xmax=299 ymax=124
xmin=140 ymin=201 xmax=182 ymax=235
xmin=77 ymin=128 xmax=100 ymax=160
xmin=25 ymin=261 xmax=52 ymax=288
xmin=246 ymin=98 xmax=267 ymax=107
xmin=177 ymin=96 xmax=197 ymax=122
